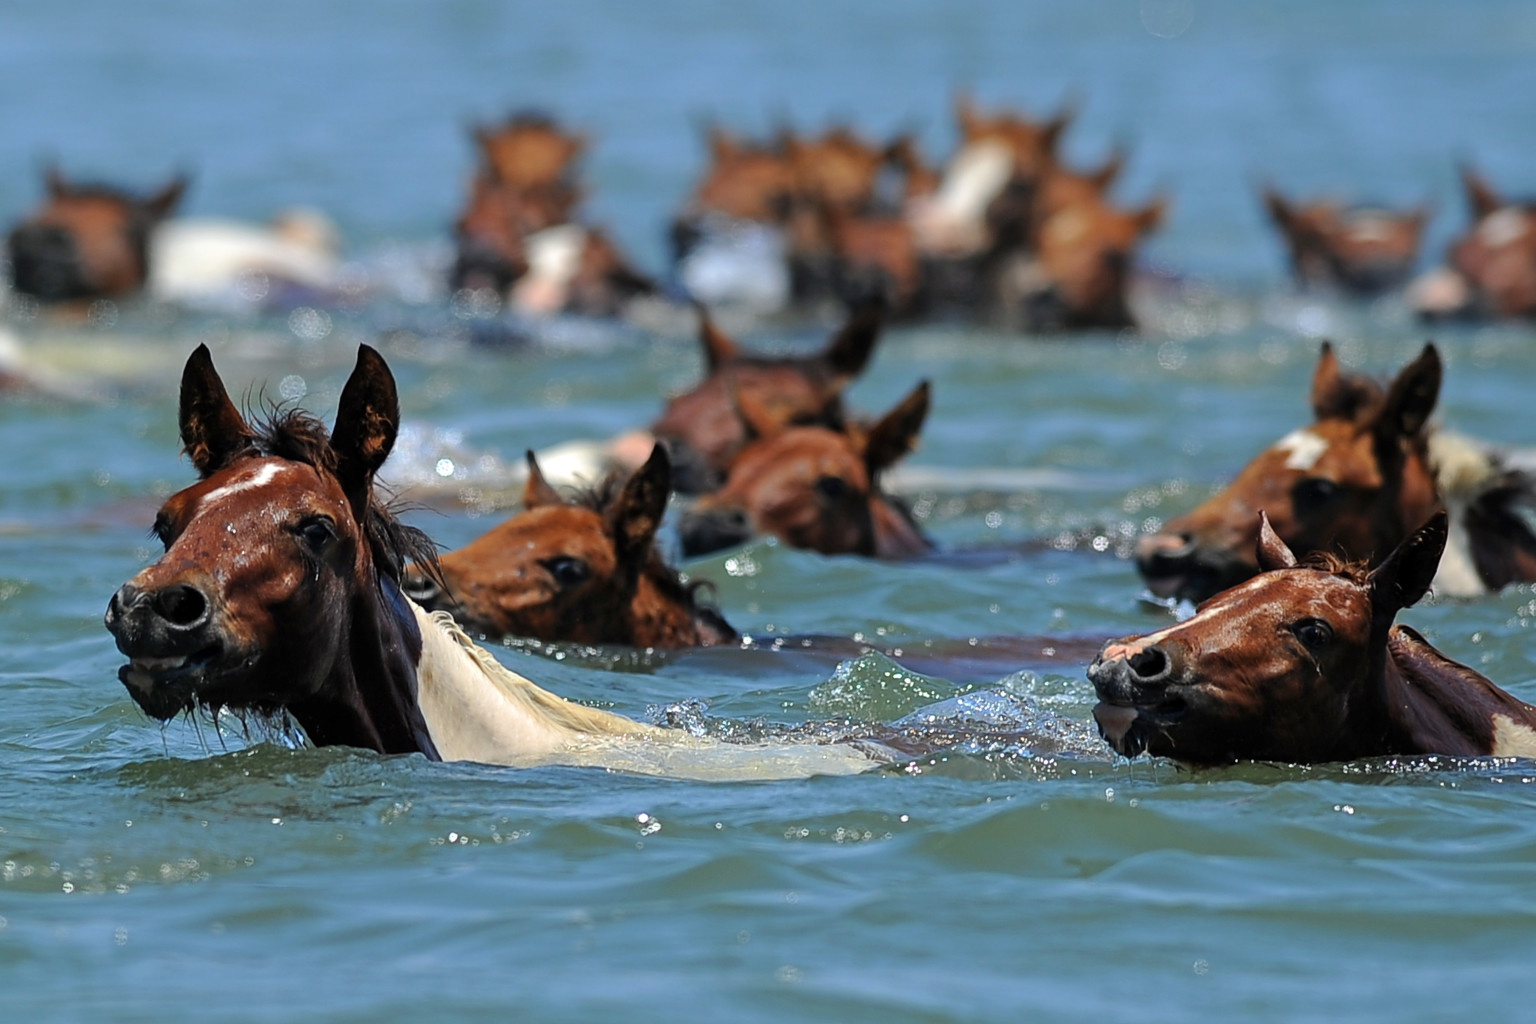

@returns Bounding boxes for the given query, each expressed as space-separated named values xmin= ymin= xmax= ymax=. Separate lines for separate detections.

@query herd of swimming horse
xmin=13 ymin=96 xmax=1536 ymax=778
xmin=10 ymin=97 xmax=1536 ymax=326
xmin=96 ymin=318 xmax=1536 ymax=779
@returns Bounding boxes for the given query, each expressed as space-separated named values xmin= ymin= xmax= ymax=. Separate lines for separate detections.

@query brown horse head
xmin=1136 ymin=343 xmax=1444 ymax=601
xmin=1443 ymin=167 xmax=1536 ymax=319
xmin=651 ymin=305 xmax=882 ymax=492
xmin=448 ymin=172 xmax=581 ymax=294
xmin=677 ymin=380 xmax=933 ymax=559
xmin=562 ymin=226 xmax=657 ymax=317
xmin=784 ymin=126 xmax=887 ymax=212
xmin=1263 ymin=187 xmax=1428 ymax=295
xmin=883 ymin=134 xmax=942 ymax=203
xmin=472 ymin=112 xmax=587 ymax=192
xmin=404 ymin=446 xmax=735 ymax=648
xmin=998 ymin=195 xmax=1165 ymax=330
xmin=820 ymin=202 xmax=923 ymax=315
xmin=104 ymin=344 xmax=443 ymax=756
xmin=1094 ymin=511 xmax=1536 ymax=764
xmin=954 ymin=93 xmax=1071 ymax=186
xmin=682 ymin=125 xmax=798 ymax=223
xmin=7 ymin=167 xmax=187 ymax=302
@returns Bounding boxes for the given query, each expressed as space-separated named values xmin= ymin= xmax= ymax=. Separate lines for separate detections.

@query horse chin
xmin=118 ymin=646 xmax=223 ymax=721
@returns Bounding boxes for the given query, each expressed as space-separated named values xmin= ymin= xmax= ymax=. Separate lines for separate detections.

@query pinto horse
xmin=1413 ymin=166 xmax=1536 ymax=320
xmin=1263 ymin=187 xmax=1427 ymax=295
xmin=7 ymin=167 xmax=187 ymax=302
xmin=403 ymin=446 xmax=736 ymax=648
xmin=678 ymin=380 xmax=933 ymax=559
xmin=1093 ymin=511 xmax=1536 ymax=765
xmin=651 ymin=304 xmax=882 ymax=493
xmin=1136 ymin=342 xmax=1536 ymax=602
xmin=103 ymin=345 xmax=883 ymax=780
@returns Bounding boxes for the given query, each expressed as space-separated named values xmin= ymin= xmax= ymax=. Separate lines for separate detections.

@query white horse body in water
xmin=410 ymin=603 xmax=888 ymax=781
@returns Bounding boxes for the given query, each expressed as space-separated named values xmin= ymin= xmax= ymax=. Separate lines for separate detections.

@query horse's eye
xmin=1291 ymin=477 xmax=1341 ymax=515
xmin=297 ymin=516 xmax=337 ymax=552
xmin=814 ymin=475 xmax=851 ymax=503
xmin=542 ymin=556 xmax=590 ymax=587
xmin=1292 ymin=618 xmax=1334 ymax=649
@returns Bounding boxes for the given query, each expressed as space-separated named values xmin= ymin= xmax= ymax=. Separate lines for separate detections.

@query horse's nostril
xmin=151 ymin=584 xmax=208 ymax=628
xmin=1128 ymin=646 xmax=1169 ymax=681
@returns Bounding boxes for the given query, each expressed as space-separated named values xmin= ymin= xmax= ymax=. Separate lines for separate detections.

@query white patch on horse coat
xmin=150 ymin=216 xmax=340 ymax=305
xmin=198 ymin=462 xmax=289 ymax=510
xmin=511 ymin=224 xmax=588 ymax=314
xmin=1274 ymin=429 xmax=1328 ymax=471
xmin=1429 ymin=431 xmax=1499 ymax=598
xmin=410 ymin=603 xmax=886 ymax=780
xmin=909 ymin=140 xmax=1014 ymax=255
xmin=1491 ymin=714 xmax=1536 ymax=759
xmin=1477 ymin=208 xmax=1532 ymax=249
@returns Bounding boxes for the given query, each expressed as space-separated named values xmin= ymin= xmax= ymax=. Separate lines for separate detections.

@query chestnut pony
xmin=7 ymin=167 xmax=187 ymax=302
xmin=403 ymin=446 xmax=736 ymax=648
xmin=103 ymin=345 xmax=882 ymax=779
xmin=678 ymin=380 xmax=933 ymax=559
xmin=1263 ymin=187 xmax=1428 ymax=295
xmin=1093 ymin=511 xmax=1536 ymax=765
xmin=652 ymin=305 xmax=882 ymax=493
xmin=1137 ymin=342 xmax=1536 ymax=603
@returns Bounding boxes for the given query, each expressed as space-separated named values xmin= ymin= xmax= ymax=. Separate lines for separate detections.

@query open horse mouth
xmin=118 ymin=646 xmax=223 ymax=720
xmin=1090 ymin=699 xmax=1186 ymax=758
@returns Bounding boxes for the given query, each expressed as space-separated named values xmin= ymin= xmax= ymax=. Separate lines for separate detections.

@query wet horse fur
xmin=103 ymin=344 xmax=881 ymax=780
xmin=1136 ymin=341 xmax=1536 ymax=602
xmin=403 ymin=445 xmax=737 ymax=648
xmin=1093 ymin=511 xmax=1536 ymax=765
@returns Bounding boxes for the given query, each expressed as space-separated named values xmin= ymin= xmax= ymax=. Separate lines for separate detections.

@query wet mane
xmin=236 ymin=406 xmax=441 ymax=586
xmin=1299 ymin=551 xmax=1370 ymax=582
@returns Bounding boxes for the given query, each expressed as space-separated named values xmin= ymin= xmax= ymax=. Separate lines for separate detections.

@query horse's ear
xmin=822 ymin=305 xmax=883 ymax=382
xmin=1461 ymin=164 xmax=1503 ymax=221
xmin=954 ymin=91 xmax=981 ymax=138
xmin=1263 ymin=186 xmax=1295 ymax=228
xmin=707 ymin=124 xmax=737 ymax=164
xmin=44 ymin=164 xmax=68 ymax=199
xmin=179 ymin=344 xmax=254 ymax=477
xmin=1133 ymin=197 xmax=1167 ymax=236
xmin=145 ymin=174 xmax=189 ymax=221
xmin=1368 ymin=510 xmax=1447 ymax=617
xmin=1255 ymin=512 xmax=1299 ymax=572
xmin=695 ymin=304 xmax=738 ymax=372
xmin=1042 ymin=100 xmax=1076 ymax=154
xmin=864 ymin=380 xmax=930 ymax=476
xmin=330 ymin=345 xmax=399 ymax=517
xmin=607 ymin=444 xmax=670 ymax=569
xmin=1089 ymin=146 xmax=1126 ymax=191
xmin=1375 ymin=343 xmax=1441 ymax=441
xmin=523 ymin=450 xmax=562 ymax=508
xmin=1309 ymin=341 xmax=1380 ymax=422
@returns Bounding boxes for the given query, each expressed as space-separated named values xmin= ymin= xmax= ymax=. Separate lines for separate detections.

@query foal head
xmin=7 ymin=167 xmax=187 ymax=302
xmin=1443 ymin=166 xmax=1536 ymax=319
xmin=651 ymin=306 xmax=883 ymax=493
xmin=677 ymin=380 xmax=932 ymax=559
xmin=1092 ymin=512 xmax=1449 ymax=765
xmin=104 ymin=345 xmax=439 ymax=755
xmin=471 ymin=112 xmax=586 ymax=192
xmin=449 ymin=172 xmax=581 ymax=294
xmin=681 ymin=125 xmax=799 ymax=224
xmin=403 ymin=446 xmax=735 ymax=648
xmin=1137 ymin=343 xmax=1443 ymax=603
xmin=1263 ymin=187 xmax=1427 ymax=295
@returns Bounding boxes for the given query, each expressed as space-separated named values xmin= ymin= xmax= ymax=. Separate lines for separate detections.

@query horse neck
xmin=1348 ymin=625 xmax=1536 ymax=758
xmin=287 ymin=573 xmax=439 ymax=759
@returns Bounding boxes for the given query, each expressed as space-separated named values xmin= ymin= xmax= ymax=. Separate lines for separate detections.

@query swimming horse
xmin=1136 ymin=342 xmax=1536 ymax=603
xmin=1262 ymin=186 xmax=1428 ymax=296
xmin=1411 ymin=166 xmax=1536 ymax=321
xmin=103 ymin=344 xmax=885 ymax=780
xmin=402 ymin=445 xmax=737 ymax=648
xmin=678 ymin=379 xmax=934 ymax=559
xmin=1093 ymin=510 xmax=1536 ymax=765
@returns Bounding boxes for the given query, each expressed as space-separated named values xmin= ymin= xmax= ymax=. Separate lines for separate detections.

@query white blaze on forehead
xmin=1274 ymin=429 xmax=1329 ymax=471
xmin=1136 ymin=575 xmax=1279 ymax=648
xmin=909 ymin=140 xmax=1014 ymax=255
xmin=196 ymin=461 xmax=294 ymax=511
xmin=1477 ymin=208 xmax=1531 ymax=249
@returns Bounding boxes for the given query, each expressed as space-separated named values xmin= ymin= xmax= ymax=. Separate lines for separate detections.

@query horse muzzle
xmin=7 ymin=224 xmax=93 ymax=302
xmin=105 ymin=580 xmax=226 ymax=719
xmin=1134 ymin=531 xmax=1251 ymax=603
xmin=678 ymin=504 xmax=753 ymax=559
xmin=1087 ymin=641 xmax=1186 ymax=758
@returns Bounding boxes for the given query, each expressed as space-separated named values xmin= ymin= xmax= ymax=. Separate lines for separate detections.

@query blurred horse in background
xmin=1411 ymin=166 xmax=1536 ymax=320
xmin=405 ymin=446 xmax=737 ymax=649
xmin=1262 ymin=186 xmax=1428 ymax=295
xmin=450 ymin=112 xmax=654 ymax=317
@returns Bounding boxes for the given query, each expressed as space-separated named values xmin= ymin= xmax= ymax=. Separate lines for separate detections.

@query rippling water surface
xmin=5 ymin=3 xmax=1536 ymax=1022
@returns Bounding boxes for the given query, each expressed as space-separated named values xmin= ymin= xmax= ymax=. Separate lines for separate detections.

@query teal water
xmin=6 ymin=3 xmax=1536 ymax=1022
